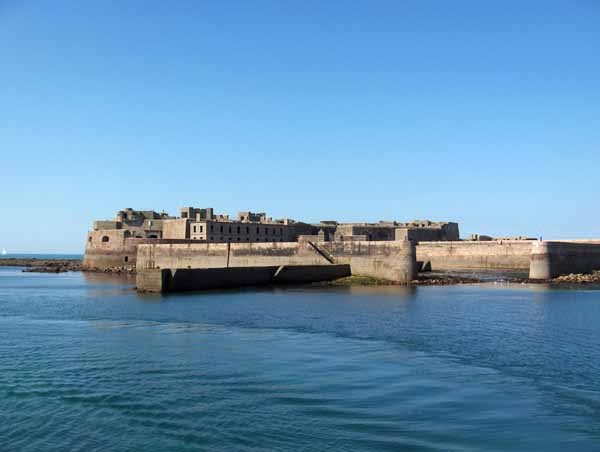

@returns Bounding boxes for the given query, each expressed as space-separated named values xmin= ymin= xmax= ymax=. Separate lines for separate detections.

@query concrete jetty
xmin=529 ymin=241 xmax=600 ymax=279
xmin=136 ymin=240 xmax=417 ymax=292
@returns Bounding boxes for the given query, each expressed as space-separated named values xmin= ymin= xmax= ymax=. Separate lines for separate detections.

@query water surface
xmin=1 ymin=268 xmax=600 ymax=451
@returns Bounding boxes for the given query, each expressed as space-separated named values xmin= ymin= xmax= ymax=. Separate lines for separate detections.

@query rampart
xmin=416 ymin=241 xmax=533 ymax=270
xmin=137 ymin=265 xmax=352 ymax=293
xmin=82 ymin=230 xmax=195 ymax=271
xmin=529 ymin=241 xmax=600 ymax=279
xmin=136 ymin=240 xmax=417 ymax=288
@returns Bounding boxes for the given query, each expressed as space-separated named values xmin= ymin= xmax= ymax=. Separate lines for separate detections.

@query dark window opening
xmin=88 ymin=236 xmax=92 ymax=243
xmin=124 ymin=256 xmax=129 ymax=262
xmin=101 ymin=236 xmax=109 ymax=243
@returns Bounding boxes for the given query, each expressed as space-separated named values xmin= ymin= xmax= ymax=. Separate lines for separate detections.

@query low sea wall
xmin=137 ymin=265 xmax=352 ymax=293
xmin=82 ymin=233 xmax=196 ymax=271
xmin=529 ymin=241 xmax=600 ymax=279
xmin=416 ymin=241 xmax=533 ymax=270
xmin=136 ymin=240 xmax=417 ymax=286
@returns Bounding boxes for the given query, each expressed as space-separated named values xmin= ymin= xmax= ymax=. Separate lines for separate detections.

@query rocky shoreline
xmin=0 ymin=258 xmax=82 ymax=273
xmin=3 ymin=258 xmax=600 ymax=285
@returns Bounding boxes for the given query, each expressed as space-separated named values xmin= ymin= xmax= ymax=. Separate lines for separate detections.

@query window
xmin=200 ymin=226 xmax=203 ymax=233
xmin=265 ymin=228 xmax=268 ymax=234
xmin=229 ymin=226 xmax=232 ymax=233
xmin=246 ymin=238 xmax=249 ymax=241
xmin=220 ymin=225 xmax=223 ymax=233
xmin=193 ymin=225 xmax=197 ymax=233
xmin=101 ymin=236 xmax=109 ymax=243
xmin=256 ymin=227 xmax=259 ymax=234
xmin=88 ymin=236 xmax=92 ymax=243
xmin=124 ymin=256 xmax=129 ymax=262
xmin=210 ymin=225 xmax=214 ymax=232
xmin=237 ymin=226 xmax=240 ymax=233
xmin=280 ymin=228 xmax=283 ymax=235
xmin=246 ymin=227 xmax=249 ymax=234
xmin=237 ymin=237 xmax=241 ymax=241
xmin=211 ymin=237 xmax=214 ymax=241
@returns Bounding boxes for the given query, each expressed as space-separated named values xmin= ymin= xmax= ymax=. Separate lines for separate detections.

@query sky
xmin=1 ymin=1 xmax=599 ymax=253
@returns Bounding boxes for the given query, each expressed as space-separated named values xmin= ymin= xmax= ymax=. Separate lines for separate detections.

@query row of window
xmin=191 ymin=236 xmax=286 ymax=242
xmin=192 ymin=224 xmax=285 ymax=235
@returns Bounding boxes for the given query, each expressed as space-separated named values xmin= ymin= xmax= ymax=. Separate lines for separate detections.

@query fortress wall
xmin=136 ymin=240 xmax=416 ymax=284
xmin=137 ymin=242 xmax=333 ymax=271
xmin=529 ymin=241 xmax=600 ymax=279
xmin=319 ymin=241 xmax=417 ymax=282
xmin=82 ymin=230 xmax=143 ymax=270
xmin=137 ymin=265 xmax=352 ymax=293
xmin=416 ymin=241 xmax=533 ymax=270
xmin=83 ymin=231 xmax=198 ymax=271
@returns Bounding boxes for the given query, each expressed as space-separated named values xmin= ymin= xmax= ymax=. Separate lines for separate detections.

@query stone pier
xmin=135 ymin=239 xmax=417 ymax=292
xmin=529 ymin=241 xmax=600 ymax=279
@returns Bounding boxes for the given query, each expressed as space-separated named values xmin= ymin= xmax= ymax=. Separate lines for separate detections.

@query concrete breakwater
xmin=416 ymin=241 xmax=533 ymax=271
xmin=137 ymin=265 xmax=352 ymax=293
xmin=136 ymin=240 xmax=417 ymax=292
xmin=529 ymin=241 xmax=600 ymax=279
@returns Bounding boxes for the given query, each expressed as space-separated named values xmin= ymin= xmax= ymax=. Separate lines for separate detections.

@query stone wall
xmin=162 ymin=219 xmax=190 ymax=240
xmin=416 ymin=241 xmax=533 ymax=270
xmin=136 ymin=240 xmax=417 ymax=284
xmin=137 ymin=265 xmax=352 ymax=293
xmin=82 ymin=230 xmax=142 ymax=270
xmin=82 ymin=232 xmax=195 ymax=271
xmin=529 ymin=241 xmax=600 ymax=279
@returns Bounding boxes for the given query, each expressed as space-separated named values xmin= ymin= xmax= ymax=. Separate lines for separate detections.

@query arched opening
xmin=101 ymin=236 xmax=110 ymax=243
xmin=88 ymin=236 xmax=92 ymax=243
xmin=123 ymin=230 xmax=131 ymax=238
xmin=124 ymin=256 xmax=129 ymax=262
xmin=148 ymin=234 xmax=158 ymax=239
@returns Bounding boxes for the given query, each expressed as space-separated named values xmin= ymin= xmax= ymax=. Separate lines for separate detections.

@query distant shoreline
xmin=0 ymin=258 xmax=82 ymax=273
xmin=3 ymin=258 xmax=600 ymax=286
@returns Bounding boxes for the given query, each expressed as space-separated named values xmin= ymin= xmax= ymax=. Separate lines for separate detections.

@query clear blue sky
xmin=2 ymin=1 xmax=599 ymax=253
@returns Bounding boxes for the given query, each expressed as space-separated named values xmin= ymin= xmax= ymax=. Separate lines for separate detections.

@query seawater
xmin=1 ymin=267 xmax=600 ymax=451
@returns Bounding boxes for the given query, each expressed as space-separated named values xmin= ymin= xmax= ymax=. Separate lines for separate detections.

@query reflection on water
xmin=1 ymin=267 xmax=600 ymax=452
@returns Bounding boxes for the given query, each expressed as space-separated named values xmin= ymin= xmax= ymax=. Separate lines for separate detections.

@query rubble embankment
xmin=0 ymin=259 xmax=134 ymax=274
xmin=0 ymin=258 xmax=82 ymax=273
xmin=547 ymin=271 xmax=600 ymax=285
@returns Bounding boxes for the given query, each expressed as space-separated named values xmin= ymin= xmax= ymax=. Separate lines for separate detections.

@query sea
xmin=1 ymin=260 xmax=600 ymax=451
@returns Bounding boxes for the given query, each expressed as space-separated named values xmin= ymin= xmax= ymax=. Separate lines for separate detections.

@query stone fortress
xmin=83 ymin=206 xmax=600 ymax=292
xmin=83 ymin=206 xmax=459 ymax=271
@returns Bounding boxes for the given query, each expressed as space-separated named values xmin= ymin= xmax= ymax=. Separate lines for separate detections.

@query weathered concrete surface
xmin=416 ymin=241 xmax=533 ymax=270
xmin=318 ymin=241 xmax=417 ymax=282
xmin=137 ymin=264 xmax=352 ymax=293
xmin=82 ymin=233 xmax=196 ymax=271
xmin=273 ymin=264 xmax=351 ymax=284
xmin=136 ymin=268 xmax=169 ymax=292
xmin=529 ymin=241 xmax=600 ymax=279
xmin=136 ymin=240 xmax=416 ymax=284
